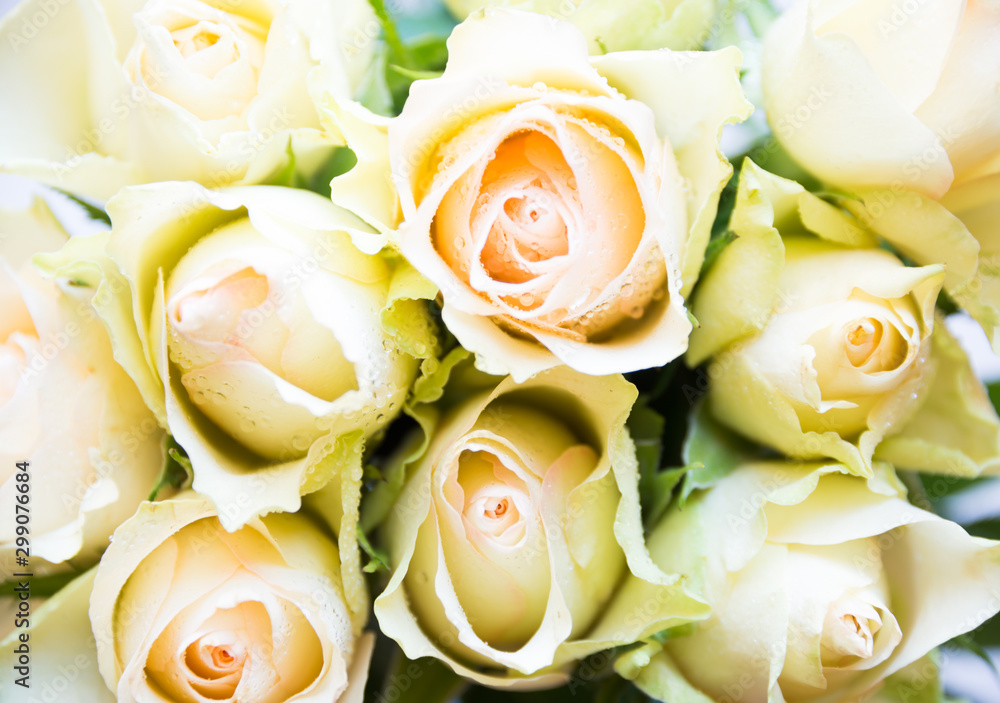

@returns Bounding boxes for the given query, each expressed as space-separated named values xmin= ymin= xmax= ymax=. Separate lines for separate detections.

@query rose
xmin=689 ymin=161 xmax=1000 ymax=478
xmin=374 ymin=355 xmax=709 ymax=687
xmin=615 ymin=461 xmax=1000 ymax=703
xmin=370 ymin=8 xmax=749 ymax=380
xmin=439 ymin=0 xmax=719 ymax=54
xmin=0 ymin=197 xmax=163 ymax=573
xmin=46 ymin=182 xmax=437 ymax=529
xmin=761 ymin=0 xmax=1000 ymax=350
xmin=0 ymin=0 xmax=376 ymax=199
xmin=762 ymin=0 xmax=1000 ymax=199
xmin=0 ymin=569 xmax=113 ymax=701
xmin=88 ymin=492 xmax=372 ymax=703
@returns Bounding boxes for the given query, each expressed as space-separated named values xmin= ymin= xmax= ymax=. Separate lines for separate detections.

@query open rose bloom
xmin=46 ymin=182 xmax=438 ymax=529
xmin=375 ymin=358 xmax=710 ymax=687
xmin=0 ymin=198 xmax=163 ymax=573
xmin=89 ymin=492 xmax=372 ymax=702
xmin=690 ymin=161 xmax=1000 ymax=478
xmin=0 ymin=0 xmax=376 ymax=198
xmin=616 ymin=462 xmax=1000 ymax=703
xmin=321 ymin=8 xmax=751 ymax=380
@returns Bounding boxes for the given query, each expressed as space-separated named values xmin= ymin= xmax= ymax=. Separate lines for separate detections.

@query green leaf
xmin=947 ymin=633 xmax=999 ymax=678
xmin=700 ymin=229 xmax=738 ymax=277
xmin=307 ymin=147 xmax=358 ymax=198
xmin=382 ymin=654 xmax=467 ymax=703
xmin=357 ymin=524 xmax=390 ymax=574
xmin=650 ymin=622 xmax=698 ymax=644
xmin=51 ymin=188 xmax=111 ymax=226
xmin=0 ymin=570 xmax=80 ymax=598
xmin=367 ymin=0 xmax=410 ymax=68
xmin=265 ymin=139 xmax=309 ymax=189
xmin=149 ymin=436 xmax=193 ymax=501
xmin=388 ymin=64 xmax=444 ymax=81
xmin=680 ymin=403 xmax=761 ymax=503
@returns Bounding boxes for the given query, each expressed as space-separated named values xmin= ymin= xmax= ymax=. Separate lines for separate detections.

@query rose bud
xmin=762 ymin=0 xmax=1000 ymax=352
xmin=375 ymin=358 xmax=709 ymax=687
xmin=0 ymin=0 xmax=379 ymax=198
xmin=690 ymin=161 xmax=1000 ymax=478
xmin=1 ymin=198 xmax=163 ymax=574
xmin=89 ymin=493 xmax=372 ymax=702
xmin=46 ymin=183 xmax=437 ymax=529
xmin=617 ymin=461 xmax=1000 ymax=702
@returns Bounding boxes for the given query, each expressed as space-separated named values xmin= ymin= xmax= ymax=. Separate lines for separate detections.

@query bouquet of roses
xmin=2 ymin=0 xmax=1000 ymax=700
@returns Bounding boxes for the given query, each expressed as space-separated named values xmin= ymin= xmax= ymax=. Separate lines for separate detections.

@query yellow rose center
xmin=819 ymin=595 xmax=883 ymax=667
xmin=429 ymin=114 xmax=660 ymax=335
xmin=843 ymin=316 xmax=907 ymax=372
xmin=127 ymin=0 xmax=269 ymax=120
xmin=458 ymin=451 xmax=530 ymax=546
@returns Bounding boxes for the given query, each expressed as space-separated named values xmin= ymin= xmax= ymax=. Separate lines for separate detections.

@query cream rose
xmin=0 ymin=197 xmax=163 ymax=573
xmin=0 ymin=0 xmax=376 ymax=198
xmin=761 ymin=0 xmax=1000 ymax=351
xmin=690 ymin=161 xmax=1000 ymax=478
xmin=374 ymin=357 xmax=709 ymax=687
xmin=616 ymin=461 xmax=1000 ymax=703
xmin=439 ymin=0 xmax=719 ymax=54
xmin=339 ymin=9 xmax=750 ymax=380
xmin=762 ymin=0 xmax=1000 ymax=199
xmin=89 ymin=493 xmax=372 ymax=703
xmin=0 ymin=569 xmax=114 ymax=702
xmin=46 ymin=182 xmax=438 ymax=529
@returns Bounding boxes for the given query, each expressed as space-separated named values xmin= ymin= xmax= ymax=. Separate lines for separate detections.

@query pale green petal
xmin=572 ymin=0 xmax=719 ymax=53
xmin=380 ymin=255 xmax=441 ymax=360
xmin=707 ymin=349 xmax=873 ymax=476
xmin=689 ymin=160 xmax=904 ymax=364
xmin=687 ymin=160 xmax=788 ymax=365
xmin=0 ymin=569 xmax=115 ymax=702
xmin=34 ymin=232 xmax=168 ymax=424
xmin=616 ymin=641 xmax=715 ymax=703
xmin=942 ymin=172 xmax=1000 ymax=352
xmin=311 ymin=73 xmax=399 ymax=243
xmin=876 ymin=322 xmax=1000 ymax=477
xmin=865 ymin=653 xmax=942 ymax=703
xmin=837 ymin=189 xmax=979 ymax=299
xmin=591 ymin=46 xmax=752 ymax=295
xmin=0 ymin=197 xmax=69 ymax=267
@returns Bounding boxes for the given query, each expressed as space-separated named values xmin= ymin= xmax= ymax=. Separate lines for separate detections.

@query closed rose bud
xmin=45 ymin=183 xmax=438 ymax=529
